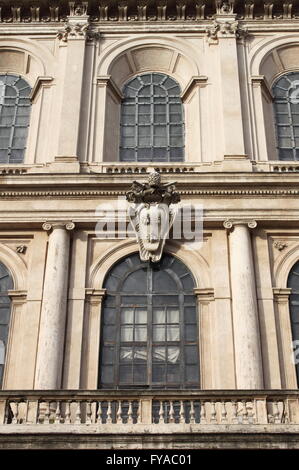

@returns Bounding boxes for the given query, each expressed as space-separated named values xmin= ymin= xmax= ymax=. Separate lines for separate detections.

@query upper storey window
xmin=273 ymin=72 xmax=299 ymax=161
xmin=0 ymin=74 xmax=31 ymax=164
xmin=120 ymin=73 xmax=184 ymax=162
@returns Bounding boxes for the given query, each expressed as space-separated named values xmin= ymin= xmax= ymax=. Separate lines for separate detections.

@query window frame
xmin=0 ymin=73 xmax=31 ymax=164
xmin=99 ymin=254 xmax=200 ymax=390
xmin=120 ymin=72 xmax=185 ymax=163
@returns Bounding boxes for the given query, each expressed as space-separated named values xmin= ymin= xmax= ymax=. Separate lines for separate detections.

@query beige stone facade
xmin=0 ymin=0 xmax=299 ymax=449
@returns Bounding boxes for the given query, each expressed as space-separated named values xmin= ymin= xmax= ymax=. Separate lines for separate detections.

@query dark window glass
xmin=287 ymin=260 xmax=299 ymax=386
xmin=0 ymin=74 xmax=31 ymax=163
xmin=99 ymin=254 xmax=199 ymax=389
xmin=0 ymin=262 xmax=13 ymax=387
xmin=273 ymin=72 xmax=299 ymax=161
xmin=120 ymin=73 xmax=184 ymax=162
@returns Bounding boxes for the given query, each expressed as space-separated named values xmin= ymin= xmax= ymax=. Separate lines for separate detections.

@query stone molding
xmin=96 ymin=76 xmax=123 ymax=102
xmin=181 ymin=76 xmax=208 ymax=102
xmin=273 ymin=287 xmax=292 ymax=303
xmin=29 ymin=77 xmax=54 ymax=103
xmin=7 ymin=289 xmax=27 ymax=304
xmin=251 ymin=75 xmax=273 ymax=102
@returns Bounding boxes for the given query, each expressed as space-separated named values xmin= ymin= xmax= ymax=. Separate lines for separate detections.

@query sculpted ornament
xmin=126 ymin=171 xmax=180 ymax=262
xmin=206 ymin=19 xmax=247 ymax=43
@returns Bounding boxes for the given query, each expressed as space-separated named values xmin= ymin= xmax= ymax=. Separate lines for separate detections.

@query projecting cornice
xmin=0 ymin=1 xmax=298 ymax=23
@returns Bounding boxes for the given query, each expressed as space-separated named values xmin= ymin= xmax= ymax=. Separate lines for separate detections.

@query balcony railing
xmin=0 ymin=390 xmax=299 ymax=429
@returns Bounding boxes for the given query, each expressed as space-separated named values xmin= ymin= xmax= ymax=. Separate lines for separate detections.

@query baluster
xmin=44 ymin=401 xmax=50 ymax=424
xmin=107 ymin=401 xmax=112 ymax=424
xmin=210 ymin=401 xmax=217 ymax=423
xmin=247 ymin=400 xmax=255 ymax=424
xmin=242 ymin=400 xmax=249 ymax=424
xmin=221 ymin=401 xmax=228 ymax=423
xmin=282 ymin=399 xmax=290 ymax=424
xmin=4 ymin=401 xmax=9 ymax=424
xmin=127 ymin=401 xmax=133 ymax=424
xmin=159 ymin=401 xmax=164 ymax=424
xmin=75 ymin=401 xmax=81 ymax=424
xmin=231 ymin=400 xmax=238 ymax=424
xmin=96 ymin=401 xmax=102 ymax=424
xmin=117 ymin=400 xmax=122 ymax=424
xmin=190 ymin=400 xmax=195 ymax=424
xmin=274 ymin=401 xmax=281 ymax=423
xmin=12 ymin=401 xmax=19 ymax=424
xmin=86 ymin=401 xmax=92 ymax=424
xmin=55 ymin=401 xmax=61 ymax=424
xmin=137 ymin=400 xmax=142 ymax=424
xmin=65 ymin=401 xmax=71 ymax=424
xmin=179 ymin=400 xmax=185 ymax=424
xmin=200 ymin=400 xmax=206 ymax=424
xmin=169 ymin=401 xmax=175 ymax=423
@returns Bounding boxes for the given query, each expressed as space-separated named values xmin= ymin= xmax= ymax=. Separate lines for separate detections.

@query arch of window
xmin=0 ymin=262 xmax=13 ymax=387
xmin=0 ymin=74 xmax=31 ymax=164
xmin=287 ymin=259 xmax=299 ymax=386
xmin=273 ymin=72 xmax=299 ymax=161
xmin=99 ymin=253 xmax=199 ymax=389
xmin=120 ymin=73 xmax=184 ymax=162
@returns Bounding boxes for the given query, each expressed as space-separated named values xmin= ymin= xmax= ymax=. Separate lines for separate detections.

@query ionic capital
xmin=223 ymin=219 xmax=257 ymax=230
xmin=42 ymin=221 xmax=75 ymax=232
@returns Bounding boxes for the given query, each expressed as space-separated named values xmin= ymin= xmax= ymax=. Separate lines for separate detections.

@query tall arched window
xmin=99 ymin=253 xmax=199 ymax=389
xmin=0 ymin=262 xmax=13 ymax=387
xmin=287 ymin=260 xmax=299 ymax=386
xmin=273 ymin=72 xmax=299 ymax=161
xmin=0 ymin=74 xmax=31 ymax=164
xmin=120 ymin=73 xmax=184 ymax=162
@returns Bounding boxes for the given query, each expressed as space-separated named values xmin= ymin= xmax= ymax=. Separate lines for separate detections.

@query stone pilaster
xmin=224 ymin=219 xmax=263 ymax=389
xmin=34 ymin=222 xmax=75 ymax=389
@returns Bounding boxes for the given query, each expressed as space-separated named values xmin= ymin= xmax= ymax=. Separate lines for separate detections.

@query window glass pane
xmin=167 ymin=346 xmax=180 ymax=363
xmin=186 ymin=365 xmax=199 ymax=382
xmin=134 ymin=348 xmax=147 ymax=362
xmin=185 ymin=306 xmax=196 ymax=323
xmin=121 ymin=326 xmax=133 ymax=342
xmin=101 ymin=365 xmax=114 ymax=384
xmin=153 ymin=347 xmax=166 ymax=362
xmin=167 ymin=308 xmax=179 ymax=323
xmin=185 ymin=325 xmax=197 ymax=342
xmin=134 ymin=365 xmax=147 ymax=383
xmin=121 ymin=308 xmax=134 ymax=324
xmin=167 ymin=326 xmax=180 ymax=341
xmin=103 ymin=308 xmax=116 ymax=325
xmin=185 ymin=345 xmax=198 ymax=364
xmin=135 ymin=308 xmax=147 ymax=324
xmin=167 ymin=365 xmax=180 ymax=382
xmin=102 ymin=346 xmax=115 ymax=364
xmin=152 ymin=364 xmax=165 ymax=383
xmin=134 ymin=326 xmax=147 ymax=341
xmin=153 ymin=308 xmax=165 ymax=324
xmin=153 ymin=325 xmax=165 ymax=341
xmin=119 ymin=365 xmax=132 ymax=383
xmin=120 ymin=347 xmax=133 ymax=362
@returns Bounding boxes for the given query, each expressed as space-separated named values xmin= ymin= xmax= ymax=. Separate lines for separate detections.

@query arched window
xmin=0 ymin=262 xmax=13 ymax=387
xmin=287 ymin=260 xmax=299 ymax=386
xmin=99 ymin=253 xmax=199 ymax=389
xmin=273 ymin=72 xmax=299 ymax=161
xmin=120 ymin=73 xmax=184 ymax=162
xmin=0 ymin=74 xmax=31 ymax=164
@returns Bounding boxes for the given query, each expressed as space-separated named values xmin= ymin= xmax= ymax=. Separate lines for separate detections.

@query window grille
xmin=120 ymin=73 xmax=184 ymax=162
xmin=99 ymin=253 xmax=199 ymax=389
xmin=0 ymin=74 xmax=31 ymax=164
xmin=273 ymin=72 xmax=299 ymax=161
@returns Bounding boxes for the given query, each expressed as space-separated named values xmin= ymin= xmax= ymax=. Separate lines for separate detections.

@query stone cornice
xmin=29 ymin=76 xmax=54 ymax=103
xmin=0 ymin=188 xmax=298 ymax=199
xmin=0 ymin=1 xmax=299 ymax=24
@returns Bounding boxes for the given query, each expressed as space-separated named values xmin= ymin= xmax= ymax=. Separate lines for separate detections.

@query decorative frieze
xmin=0 ymin=1 xmax=298 ymax=23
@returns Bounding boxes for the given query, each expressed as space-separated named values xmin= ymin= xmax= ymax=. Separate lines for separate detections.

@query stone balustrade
xmin=0 ymin=390 xmax=299 ymax=428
